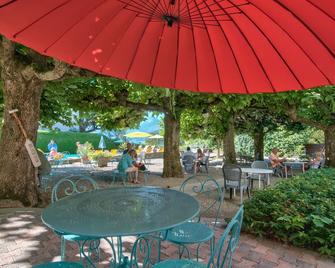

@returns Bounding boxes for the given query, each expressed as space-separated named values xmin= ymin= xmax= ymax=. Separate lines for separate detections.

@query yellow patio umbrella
xmin=124 ymin=132 xmax=152 ymax=138
xmin=148 ymin=134 xmax=164 ymax=147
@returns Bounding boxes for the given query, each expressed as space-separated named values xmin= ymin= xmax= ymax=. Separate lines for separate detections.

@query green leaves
xmin=310 ymin=215 xmax=333 ymax=228
xmin=243 ymin=168 xmax=335 ymax=257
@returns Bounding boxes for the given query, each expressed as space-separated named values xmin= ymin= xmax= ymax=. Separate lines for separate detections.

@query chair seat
xmin=226 ymin=177 xmax=249 ymax=188
xmin=153 ymin=259 xmax=206 ymax=268
xmin=63 ymin=234 xmax=94 ymax=241
xmin=33 ymin=262 xmax=84 ymax=268
xmin=167 ymin=222 xmax=214 ymax=244
xmin=55 ymin=231 xmax=96 ymax=242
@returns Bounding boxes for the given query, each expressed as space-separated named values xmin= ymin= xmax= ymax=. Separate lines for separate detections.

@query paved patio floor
xmin=0 ymin=208 xmax=333 ymax=268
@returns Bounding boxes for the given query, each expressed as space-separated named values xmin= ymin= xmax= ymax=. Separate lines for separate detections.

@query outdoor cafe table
xmin=41 ymin=186 xmax=200 ymax=267
xmin=240 ymin=168 xmax=273 ymax=189
xmin=283 ymin=161 xmax=308 ymax=178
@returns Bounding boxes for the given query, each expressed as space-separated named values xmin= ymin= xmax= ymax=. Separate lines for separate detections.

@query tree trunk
xmin=324 ymin=125 xmax=335 ymax=167
xmin=253 ymin=128 xmax=264 ymax=161
xmin=223 ymin=118 xmax=237 ymax=164
xmin=162 ymin=111 xmax=183 ymax=178
xmin=0 ymin=40 xmax=43 ymax=206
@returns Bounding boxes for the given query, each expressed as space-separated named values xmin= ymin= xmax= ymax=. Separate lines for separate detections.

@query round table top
xmin=42 ymin=187 xmax=200 ymax=238
xmin=241 ymin=168 xmax=273 ymax=174
xmin=283 ymin=161 xmax=307 ymax=165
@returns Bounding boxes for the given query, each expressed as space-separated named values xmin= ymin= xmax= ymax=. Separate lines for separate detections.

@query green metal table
xmin=42 ymin=187 xmax=200 ymax=267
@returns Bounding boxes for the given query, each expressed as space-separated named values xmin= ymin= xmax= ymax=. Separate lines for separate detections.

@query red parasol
xmin=0 ymin=0 xmax=334 ymax=94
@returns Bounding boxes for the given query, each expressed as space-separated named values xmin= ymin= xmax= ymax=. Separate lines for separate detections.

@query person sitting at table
xmin=181 ymin=147 xmax=196 ymax=173
xmin=196 ymin=148 xmax=205 ymax=172
xmin=269 ymin=148 xmax=286 ymax=177
xmin=48 ymin=148 xmax=58 ymax=160
xmin=310 ymin=152 xmax=324 ymax=169
xmin=130 ymin=150 xmax=146 ymax=171
xmin=48 ymin=139 xmax=58 ymax=152
xmin=182 ymin=147 xmax=195 ymax=158
xmin=123 ymin=142 xmax=132 ymax=155
xmin=118 ymin=149 xmax=139 ymax=183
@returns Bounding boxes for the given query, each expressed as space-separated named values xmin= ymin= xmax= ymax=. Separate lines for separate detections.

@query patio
xmin=0 ymin=208 xmax=333 ymax=268
xmin=0 ymin=1 xmax=334 ymax=267
xmin=0 ymin=159 xmax=332 ymax=268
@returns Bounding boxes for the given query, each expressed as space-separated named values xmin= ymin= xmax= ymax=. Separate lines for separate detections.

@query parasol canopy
xmin=0 ymin=0 xmax=334 ymax=94
xmin=124 ymin=132 xmax=152 ymax=138
xmin=98 ymin=135 xmax=106 ymax=149
xmin=148 ymin=134 xmax=164 ymax=139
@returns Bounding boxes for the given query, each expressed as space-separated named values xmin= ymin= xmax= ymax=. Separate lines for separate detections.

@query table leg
xmin=285 ymin=166 xmax=288 ymax=179
xmin=258 ymin=174 xmax=261 ymax=189
xmin=81 ymin=237 xmax=119 ymax=268
xmin=267 ymin=174 xmax=270 ymax=186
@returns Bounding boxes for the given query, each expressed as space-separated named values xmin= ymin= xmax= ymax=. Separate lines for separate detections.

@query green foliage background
xmin=185 ymin=127 xmax=323 ymax=157
xmin=36 ymin=131 xmax=117 ymax=153
xmin=243 ymin=169 xmax=335 ymax=257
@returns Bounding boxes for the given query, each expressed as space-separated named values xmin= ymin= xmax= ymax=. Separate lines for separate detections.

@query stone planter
xmin=97 ymin=157 xmax=109 ymax=167
xmin=81 ymin=155 xmax=90 ymax=164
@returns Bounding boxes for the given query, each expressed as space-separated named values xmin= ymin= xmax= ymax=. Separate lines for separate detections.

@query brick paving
xmin=0 ymin=208 xmax=333 ymax=268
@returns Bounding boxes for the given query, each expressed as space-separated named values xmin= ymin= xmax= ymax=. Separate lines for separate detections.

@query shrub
xmin=243 ymin=169 xmax=335 ymax=257
xmin=37 ymin=131 xmax=118 ymax=153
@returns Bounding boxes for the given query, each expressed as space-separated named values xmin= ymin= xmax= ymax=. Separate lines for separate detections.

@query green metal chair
xmin=222 ymin=164 xmax=250 ymax=204
xmin=153 ymin=206 xmax=244 ymax=268
xmin=111 ymin=169 xmax=129 ymax=184
xmin=33 ymin=262 xmax=83 ymax=268
xmin=165 ymin=174 xmax=224 ymax=259
xmin=51 ymin=175 xmax=99 ymax=261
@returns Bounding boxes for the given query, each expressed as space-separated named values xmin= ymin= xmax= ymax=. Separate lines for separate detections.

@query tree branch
xmin=34 ymin=60 xmax=67 ymax=81
xmin=89 ymin=95 xmax=167 ymax=113
xmin=0 ymin=37 xmax=16 ymax=80
xmin=285 ymin=103 xmax=326 ymax=130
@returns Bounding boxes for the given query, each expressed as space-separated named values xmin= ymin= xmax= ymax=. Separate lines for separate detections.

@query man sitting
xmin=269 ymin=148 xmax=286 ymax=177
xmin=182 ymin=147 xmax=196 ymax=173
xmin=123 ymin=142 xmax=132 ymax=155
xmin=182 ymin=147 xmax=195 ymax=158
xmin=118 ymin=149 xmax=139 ymax=183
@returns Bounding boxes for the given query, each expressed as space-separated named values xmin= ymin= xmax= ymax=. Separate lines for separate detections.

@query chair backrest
xmin=207 ymin=206 xmax=244 ymax=268
xmin=130 ymin=234 xmax=161 ymax=268
xmin=222 ymin=164 xmax=242 ymax=188
xmin=180 ymin=174 xmax=224 ymax=226
xmin=51 ymin=175 xmax=98 ymax=203
xmin=319 ymin=158 xmax=325 ymax=168
xmin=182 ymin=155 xmax=196 ymax=173
xmin=251 ymin=160 xmax=268 ymax=169
xmin=203 ymin=155 xmax=209 ymax=164
xmin=182 ymin=154 xmax=195 ymax=163
xmin=37 ymin=150 xmax=51 ymax=176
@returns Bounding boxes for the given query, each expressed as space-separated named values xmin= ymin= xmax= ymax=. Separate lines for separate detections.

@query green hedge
xmin=244 ymin=169 xmax=335 ymax=257
xmin=37 ymin=131 xmax=118 ymax=154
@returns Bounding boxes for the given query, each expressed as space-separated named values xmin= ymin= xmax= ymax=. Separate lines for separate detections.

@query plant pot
xmin=81 ymin=155 xmax=90 ymax=164
xmin=97 ymin=157 xmax=109 ymax=167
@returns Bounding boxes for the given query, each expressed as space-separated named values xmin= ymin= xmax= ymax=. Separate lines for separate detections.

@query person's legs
xmin=126 ymin=167 xmax=139 ymax=183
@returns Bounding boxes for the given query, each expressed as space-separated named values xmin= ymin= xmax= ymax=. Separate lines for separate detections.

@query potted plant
xmin=88 ymin=150 xmax=112 ymax=167
xmin=77 ymin=142 xmax=93 ymax=164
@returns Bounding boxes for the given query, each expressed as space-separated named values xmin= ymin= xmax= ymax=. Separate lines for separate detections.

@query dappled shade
xmin=0 ymin=0 xmax=334 ymax=94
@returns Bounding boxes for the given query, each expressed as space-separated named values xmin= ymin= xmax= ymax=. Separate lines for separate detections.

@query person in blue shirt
xmin=117 ymin=149 xmax=139 ymax=183
xmin=123 ymin=142 xmax=132 ymax=155
xmin=47 ymin=140 xmax=58 ymax=152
